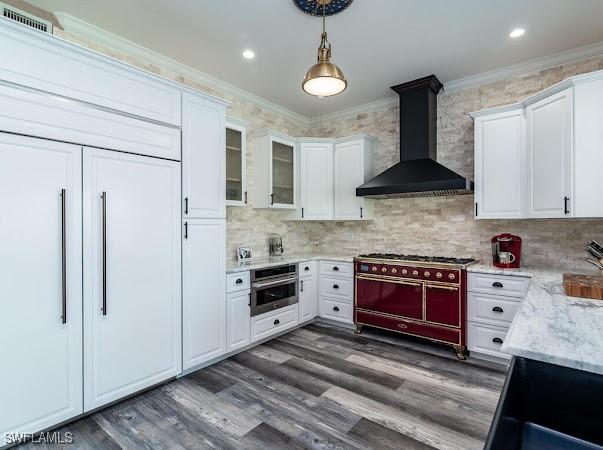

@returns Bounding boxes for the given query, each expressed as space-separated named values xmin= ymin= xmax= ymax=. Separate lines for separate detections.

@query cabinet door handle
xmin=60 ymin=189 xmax=67 ymax=324
xmin=564 ymin=196 xmax=570 ymax=215
xmin=492 ymin=282 xmax=503 ymax=288
xmin=235 ymin=278 xmax=243 ymax=284
xmin=475 ymin=202 xmax=478 ymax=217
xmin=492 ymin=306 xmax=504 ymax=313
xmin=360 ymin=207 xmax=363 ymax=219
xmin=333 ymin=266 xmax=339 ymax=271
xmin=101 ymin=191 xmax=107 ymax=316
xmin=301 ymin=207 xmax=304 ymax=219
xmin=333 ymin=284 xmax=339 ymax=289
xmin=492 ymin=337 xmax=503 ymax=344
xmin=184 ymin=197 xmax=189 ymax=215
xmin=274 ymin=319 xmax=280 ymax=325
xmin=244 ymin=191 xmax=248 ymax=204
xmin=300 ymin=280 xmax=304 ymax=292
xmin=270 ymin=193 xmax=274 ymax=205
xmin=333 ymin=306 xmax=340 ymax=312
xmin=184 ymin=221 xmax=188 ymax=239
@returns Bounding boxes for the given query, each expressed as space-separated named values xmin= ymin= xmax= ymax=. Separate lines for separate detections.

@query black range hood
xmin=356 ymin=75 xmax=473 ymax=198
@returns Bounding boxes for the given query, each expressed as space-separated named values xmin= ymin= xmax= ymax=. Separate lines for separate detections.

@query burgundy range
xmin=354 ymin=254 xmax=477 ymax=359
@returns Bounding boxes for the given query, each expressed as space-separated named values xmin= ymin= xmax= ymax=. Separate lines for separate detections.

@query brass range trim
xmin=355 ymin=257 xmax=477 ymax=270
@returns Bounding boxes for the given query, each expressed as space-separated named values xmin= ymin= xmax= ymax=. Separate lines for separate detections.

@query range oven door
xmin=355 ymin=275 xmax=423 ymax=320
xmin=251 ymin=277 xmax=298 ymax=317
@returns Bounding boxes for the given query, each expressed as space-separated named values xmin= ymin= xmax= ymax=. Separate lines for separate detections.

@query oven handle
xmin=252 ymin=277 xmax=298 ymax=289
xmin=356 ymin=274 xmax=421 ymax=287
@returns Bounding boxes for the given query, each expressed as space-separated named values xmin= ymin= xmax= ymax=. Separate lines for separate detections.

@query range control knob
xmin=401 ymin=269 xmax=408 ymax=275
xmin=436 ymin=272 xmax=443 ymax=279
xmin=424 ymin=271 xmax=431 ymax=278
xmin=391 ymin=268 xmax=398 ymax=274
xmin=448 ymin=273 xmax=456 ymax=280
xmin=372 ymin=266 xmax=378 ymax=272
xmin=381 ymin=267 xmax=388 ymax=273
xmin=412 ymin=270 xmax=419 ymax=276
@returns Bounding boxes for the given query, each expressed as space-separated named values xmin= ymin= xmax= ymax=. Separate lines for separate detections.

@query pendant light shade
xmin=301 ymin=0 xmax=347 ymax=97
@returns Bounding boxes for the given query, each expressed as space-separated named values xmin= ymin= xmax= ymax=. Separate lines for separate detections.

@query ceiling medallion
xmin=297 ymin=0 xmax=351 ymax=97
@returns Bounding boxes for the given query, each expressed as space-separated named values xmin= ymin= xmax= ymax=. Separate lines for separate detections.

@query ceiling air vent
xmin=1 ymin=2 xmax=52 ymax=33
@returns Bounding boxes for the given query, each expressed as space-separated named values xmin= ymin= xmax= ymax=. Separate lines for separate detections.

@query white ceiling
xmin=25 ymin=0 xmax=603 ymax=117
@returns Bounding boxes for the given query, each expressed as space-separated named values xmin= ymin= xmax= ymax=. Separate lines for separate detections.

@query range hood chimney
xmin=356 ymin=75 xmax=473 ymax=198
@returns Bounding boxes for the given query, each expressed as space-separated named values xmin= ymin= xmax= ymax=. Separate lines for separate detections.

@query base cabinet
xmin=319 ymin=261 xmax=354 ymax=324
xmin=227 ymin=289 xmax=251 ymax=352
xmin=0 ymin=134 xmax=83 ymax=445
xmin=183 ymin=219 xmax=227 ymax=370
xmin=83 ymin=148 xmax=182 ymax=411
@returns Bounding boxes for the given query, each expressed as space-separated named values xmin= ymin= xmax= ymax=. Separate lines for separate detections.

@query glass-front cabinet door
xmin=271 ymin=138 xmax=295 ymax=208
xmin=225 ymin=119 xmax=247 ymax=206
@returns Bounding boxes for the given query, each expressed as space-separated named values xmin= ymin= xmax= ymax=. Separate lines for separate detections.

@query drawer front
xmin=321 ymin=296 xmax=353 ymax=323
xmin=468 ymin=292 xmax=521 ymax=327
xmin=226 ymin=271 xmax=250 ymax=293
xmin=251 ymin=304 xmax=298 ymax=342
xmin=468 ymin=273 xmax=530 ymax=298
xmin=299 ymin=261 xmax=316 ymax=277
xmin=355 ymin=310 xmax=461 ymax=346
xmin=320 ymin=261 xmax=353 ymax=277
xmin=321 ymin=276 xmax=353 ymax=299
xmin=467 ymin=322 xmax=510 ymax=359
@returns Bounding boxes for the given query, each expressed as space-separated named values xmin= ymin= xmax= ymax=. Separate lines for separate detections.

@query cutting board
xmin=563 ymin=273 xmax=603 ymax=300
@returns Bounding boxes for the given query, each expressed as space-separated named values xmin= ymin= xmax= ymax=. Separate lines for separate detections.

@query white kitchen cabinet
xmin=318 ymin=261 xmax=354 ymax=324
xmin=527 ymin=88 xmax=574 ymax=218
xmin=334 ymin=136 xmax=375 ymax=220
xmin=227 ymin=290 xmax=251 ymax=352
xmin=0 ymin=134 xmax=83 ymax=445
xmin=183 ymin=92 xmax=227 ymax=219
xmin=473 ymin=108 xmax=526 ymax=219
xmin=299 ymin=140 xmax=334 ymax=220
xmin=253 ymin=132 xmax=297 ymax=209
xmin=182 ymin=219 xmax=227 ymax=370
xmin=83 ymin=148 xmax=181 ymax=411
xmin=299 ymin=271 xmax=318 ymax=323
xmin=574 ymin=78 xmax=603 ymax=218
xmin=226 ymin=118 xmax=248 ymax=207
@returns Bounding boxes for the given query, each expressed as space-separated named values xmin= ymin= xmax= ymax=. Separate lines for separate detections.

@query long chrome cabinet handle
xmin=61 ymin=189 xmax=67 ymax=324
xmin=101 ymin=191 xmax=107 ymax=316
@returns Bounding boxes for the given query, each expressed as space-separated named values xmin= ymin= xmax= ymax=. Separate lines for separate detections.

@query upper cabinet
xmin=334 ymin=136 xmax=374 ymax=220
xmin=473 ymin=108 xmax=526 ymax=219
xmin=471 ymin=70 xmax=603 ymax=219
xmin=226 ymin=118 xmax=248 ymax=207
xmin=253 ymin=133 xmax=297 ymax=209
xmin=299 ymin=140 xmax=334 ymax=220
xmin=527 ymin=88 xmax=573 ymax=218
xmin=182 ymin=93 xmax=227 ymax=219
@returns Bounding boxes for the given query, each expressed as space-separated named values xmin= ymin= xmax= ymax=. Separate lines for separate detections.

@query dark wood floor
xmin=19 ymin=322 xmax=506 ymax=450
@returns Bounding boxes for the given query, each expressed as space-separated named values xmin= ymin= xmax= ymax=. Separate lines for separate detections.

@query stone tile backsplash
xmin=55 ymin=28 xmax=603 ymax=269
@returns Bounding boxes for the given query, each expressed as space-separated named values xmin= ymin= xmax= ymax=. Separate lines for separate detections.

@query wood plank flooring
xmin=17 ymin=322 xmax=506 ymax=450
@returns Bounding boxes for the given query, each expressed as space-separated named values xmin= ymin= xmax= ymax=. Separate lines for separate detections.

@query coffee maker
xmin=268 ymin=234 xmax=284 ymax=256
xmin=491 ymin=234 xmax=522 ymax=268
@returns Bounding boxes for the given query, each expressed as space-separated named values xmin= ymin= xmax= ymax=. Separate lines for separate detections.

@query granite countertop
xmin=226 ymin=254 xmax=355 ymax=273
xmin=470 ymin=264 xmax=603 ymax=375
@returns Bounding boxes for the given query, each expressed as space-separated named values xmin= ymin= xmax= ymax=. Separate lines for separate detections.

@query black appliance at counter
xmin=486 ymin=357 xmax=603 ymax=450
xmin=250 ymin=264 xmax=298 ymax=316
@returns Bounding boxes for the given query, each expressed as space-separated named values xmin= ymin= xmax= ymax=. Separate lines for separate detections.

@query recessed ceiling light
xmin=242 ymin=50 xmax=255 ymax=59
xmin=509 ymin=28 xmax=526 ymax=38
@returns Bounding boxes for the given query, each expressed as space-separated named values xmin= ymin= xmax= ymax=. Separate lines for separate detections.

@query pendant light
xmin=302 ymin=0 xmax=347 ymax=97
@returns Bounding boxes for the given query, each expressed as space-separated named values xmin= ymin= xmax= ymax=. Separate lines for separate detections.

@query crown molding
xmin=54 ymin=12 xmax=311 ymax=127
xmin=443 ymin=40 xmax=603 ymax=92
xmin=308 ymin=96 xmax=398 ymax=126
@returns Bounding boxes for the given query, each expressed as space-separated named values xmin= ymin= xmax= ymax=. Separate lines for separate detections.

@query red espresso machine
xmin=492 ymin=234 xmax=522 ymax=268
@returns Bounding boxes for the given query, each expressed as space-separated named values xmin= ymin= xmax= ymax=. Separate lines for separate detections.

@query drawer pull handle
xmin=492 ymin=337 xmax=503 ymax=344
xmin=333 ymin=306 xmax=340 ymax=312
xmin=333 ymin=266 xmax=339 ymax=271
xmin=397 ymin=323 xmax=408 ymax=329
xmin=333 ymin=284 xmax=339 ymax=289
xmin=274 ymin=319 xmax=280 ymax=325
xmin=235 ymin=278 xmax=243 ymax=284
xmin=492 ymin=282 xmax=504 ymax=288
xmin=492 ymin=306 xmax=504 ymax=313
xmin=305 ymin=266 xmax=310 ymax=271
